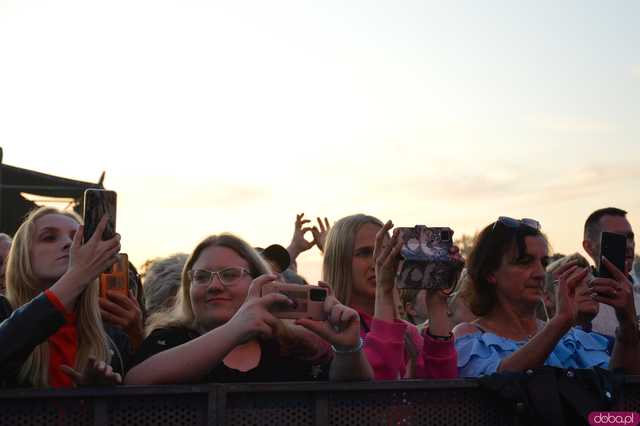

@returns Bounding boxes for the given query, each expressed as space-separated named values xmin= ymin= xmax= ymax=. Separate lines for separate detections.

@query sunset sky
xmin=1 ymin=1 xmax=638 ymax=282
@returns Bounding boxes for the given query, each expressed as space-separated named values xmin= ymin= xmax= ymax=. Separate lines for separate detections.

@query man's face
xmin=594 ymin=215 xmax=635 ymax=275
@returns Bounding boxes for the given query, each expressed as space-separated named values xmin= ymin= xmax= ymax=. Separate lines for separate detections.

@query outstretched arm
xmin=125 ymin=274 xmax=291 ymax=385
xmin=592 ymin=257 xmax=640 ymax=374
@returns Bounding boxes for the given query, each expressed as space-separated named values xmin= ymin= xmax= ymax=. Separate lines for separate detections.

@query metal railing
xmin=2 ymin=377 xmax=640 ymax=426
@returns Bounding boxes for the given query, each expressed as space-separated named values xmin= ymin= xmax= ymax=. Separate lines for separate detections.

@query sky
xmin=1 ymin=1 xmax=638 ymax=282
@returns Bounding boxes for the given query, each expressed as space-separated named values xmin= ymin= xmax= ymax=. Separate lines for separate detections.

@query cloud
xmin=356 ymin=162 xmax=640 ymax=208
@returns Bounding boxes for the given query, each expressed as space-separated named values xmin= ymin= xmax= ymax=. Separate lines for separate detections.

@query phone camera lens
xmin=440 ymin=231 xmax=451 ymax=241
xmin=310 ymin=288 xmax=327 ymax=302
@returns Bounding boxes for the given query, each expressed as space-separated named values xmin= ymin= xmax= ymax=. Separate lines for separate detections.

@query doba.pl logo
xmin=589 ymin=412 xmax=640 ymax=426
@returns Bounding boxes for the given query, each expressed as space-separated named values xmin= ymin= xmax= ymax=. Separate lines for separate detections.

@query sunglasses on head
xmin=492 ymin=216 xmax=541 ymax=232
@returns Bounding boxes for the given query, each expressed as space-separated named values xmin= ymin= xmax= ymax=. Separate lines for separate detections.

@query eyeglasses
xmin=188 ymin=267 xmax=252 ymax=287
xmin=492 ymin=216 xmax=541 ymax=232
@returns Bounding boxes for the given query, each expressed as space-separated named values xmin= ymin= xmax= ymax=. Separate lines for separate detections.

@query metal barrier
xmin=2 ymin=378 xmax=640 ymax=425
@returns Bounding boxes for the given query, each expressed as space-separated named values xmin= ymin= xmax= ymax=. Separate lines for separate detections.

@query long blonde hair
xmin=4 ymin=207 xmax=110 ymax=387
xmin=322 ymin=214 xmax=383 ymax=306
xmin=145 ymin=233 xmax=272 ymax=334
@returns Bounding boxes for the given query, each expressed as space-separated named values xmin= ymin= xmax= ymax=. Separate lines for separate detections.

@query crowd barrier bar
xmin=2 ymin=377 xmax=640 ymax=425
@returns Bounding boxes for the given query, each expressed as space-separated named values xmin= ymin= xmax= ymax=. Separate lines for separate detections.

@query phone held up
xmin=395 ymin=225 xmax=464 ymax=291
xmin=82 ymin=189 xmax=117 ymax=243
xmin=100 ymin=253 xmax=129 ymax=299
xmin=261 ymin=283 xmax=328 ymax=321
xmin=597 ymin=231 xmax=627 ymax=279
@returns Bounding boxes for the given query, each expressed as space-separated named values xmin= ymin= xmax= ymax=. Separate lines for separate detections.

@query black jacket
xmin=479 ymin=366 xmax=624 ymax=426
xmin=0 ymin=293 xmax=131 ymax=388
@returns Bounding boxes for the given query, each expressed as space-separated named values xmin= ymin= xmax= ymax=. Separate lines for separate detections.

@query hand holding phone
xmin=261 ymin=282 xmax=328 ymax=321
xmin=99 ymin=253 xmax=129 ymax=298
xmin=395 ymin=225 xmax=464 ymax=290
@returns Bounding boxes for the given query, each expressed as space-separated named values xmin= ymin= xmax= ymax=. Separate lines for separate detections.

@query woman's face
xmin=189 ymin=245 xmax=253 ymax=330
xmin=491 ymin=235 xmax=549 ymax=308
xmin=350 ymin=223 xmax=382 ymax=305
xmin=30 ymin=214 xmax=79 ymax=287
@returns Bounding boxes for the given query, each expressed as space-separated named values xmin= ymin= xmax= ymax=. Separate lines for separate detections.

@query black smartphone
xmin=83 ymin=189 xmax=117 ymax=243
xmin=597 ymin=231 xmax=626 ymax=279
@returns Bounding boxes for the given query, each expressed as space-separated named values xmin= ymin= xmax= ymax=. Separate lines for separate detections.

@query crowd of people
xmin=0 ymin=206 xmax=638 ymax=389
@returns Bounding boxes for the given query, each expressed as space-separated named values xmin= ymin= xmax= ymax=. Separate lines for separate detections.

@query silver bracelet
xmin=332 ymin=337 xmax=364 ymax=354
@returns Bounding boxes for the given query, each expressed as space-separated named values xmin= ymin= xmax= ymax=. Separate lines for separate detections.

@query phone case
xmin=83 ymin=189 xmax=117 ymax=243
xmin=261 ymin=283 xmax=327 ymax=321
xmin=395 ymin=225 xmax=463 ymax=290
xmin=99 ymin=253 xmax=129 ymax=298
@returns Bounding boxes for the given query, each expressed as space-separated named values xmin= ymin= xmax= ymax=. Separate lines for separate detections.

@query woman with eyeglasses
xmin=454 ymin=217 xmax=640 ymax=377
xmin=125 ymin=234 xmax=372 ymax=385
xmin=322 ymin=214 xmax=459 ymax=380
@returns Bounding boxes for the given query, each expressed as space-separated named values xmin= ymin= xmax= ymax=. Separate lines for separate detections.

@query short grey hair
xmin=142 ymin=253 xmax=188 ymax=315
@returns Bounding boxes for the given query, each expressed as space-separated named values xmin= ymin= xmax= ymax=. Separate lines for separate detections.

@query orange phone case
xmin=99 ymin=253 xmax=129 ymax=298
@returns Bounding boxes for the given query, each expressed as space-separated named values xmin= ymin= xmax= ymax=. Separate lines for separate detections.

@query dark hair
xmin=464 ymin=221 xmax=546 ymax=316
xmin=584 ymin=207 xmax=627 ymax=242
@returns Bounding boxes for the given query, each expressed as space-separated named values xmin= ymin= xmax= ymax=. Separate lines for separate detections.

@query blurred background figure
xmin=256 ymin=244 xmax=290 ymax=274
xmin=256 ymin=244 xmax=307 ymax=285
xmin=142 ymin=253 xmax=188 ymax=315
xmin=448 ymin=270 xmax=476 ymax=328
xmin=539 ymin=253 xmax=590 ymax=322
xmin=400 ymin=288 xmax=428 ymax=329
xmin=544 ymin=253 xmax=604 ymax=334
xmin=582 ymin=207 xmax=637 ymax=337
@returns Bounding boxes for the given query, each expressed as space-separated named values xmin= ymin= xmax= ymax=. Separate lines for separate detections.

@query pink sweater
xmin=358 ymin=310 xmax=457 ymax=380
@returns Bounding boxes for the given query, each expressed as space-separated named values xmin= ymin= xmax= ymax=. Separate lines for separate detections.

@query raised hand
xmin=50 ymin=215 xmax=121 ymax=311
xmin=311 ymin=217 xmax=331 ymax=253
xmin=61 ymin=356 xmax=122 ymax=386
xmin=590 ymin=257 xmax=637 ymax=324
xmin=553 ymin=263 xmax=588 ymax=326
xmin=68 ymin=215 xmax=121 ymax=286
xmin=423 ymin=245 xmax=463 ymax=337
xmin=100 ymin=290 xmax=144 ymax=349
xmin=373 ymin=221 xmax=402 ymax=294
xmin=288 ymin=213 xmax=316 ymax=257
xmin=226 ymin=274 xmax=293 ymax=344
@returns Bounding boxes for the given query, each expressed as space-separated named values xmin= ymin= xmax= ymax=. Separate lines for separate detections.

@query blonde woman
xmin=125 ymin=234 xmax=371 ymax=385
xmin=0 ymin=207 xmax=124 ymax=388
xmin=0 ymin=233 xmax=11 ymax=294
xmin=322 ymin=214 xmax=458 ymax=380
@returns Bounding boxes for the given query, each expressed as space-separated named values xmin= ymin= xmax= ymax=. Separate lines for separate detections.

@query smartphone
xmin=100 ymin=253 xmax=129 ymax=298
xmin=597 ymin=232 xmax=627 ymax=279
xmin=261 ymin=282 xmax=327 ymax=320
xmin=83 ymin=189 xmax=117 ymax=243
xmin=395 ymin=225 xmax=464 ymax=290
